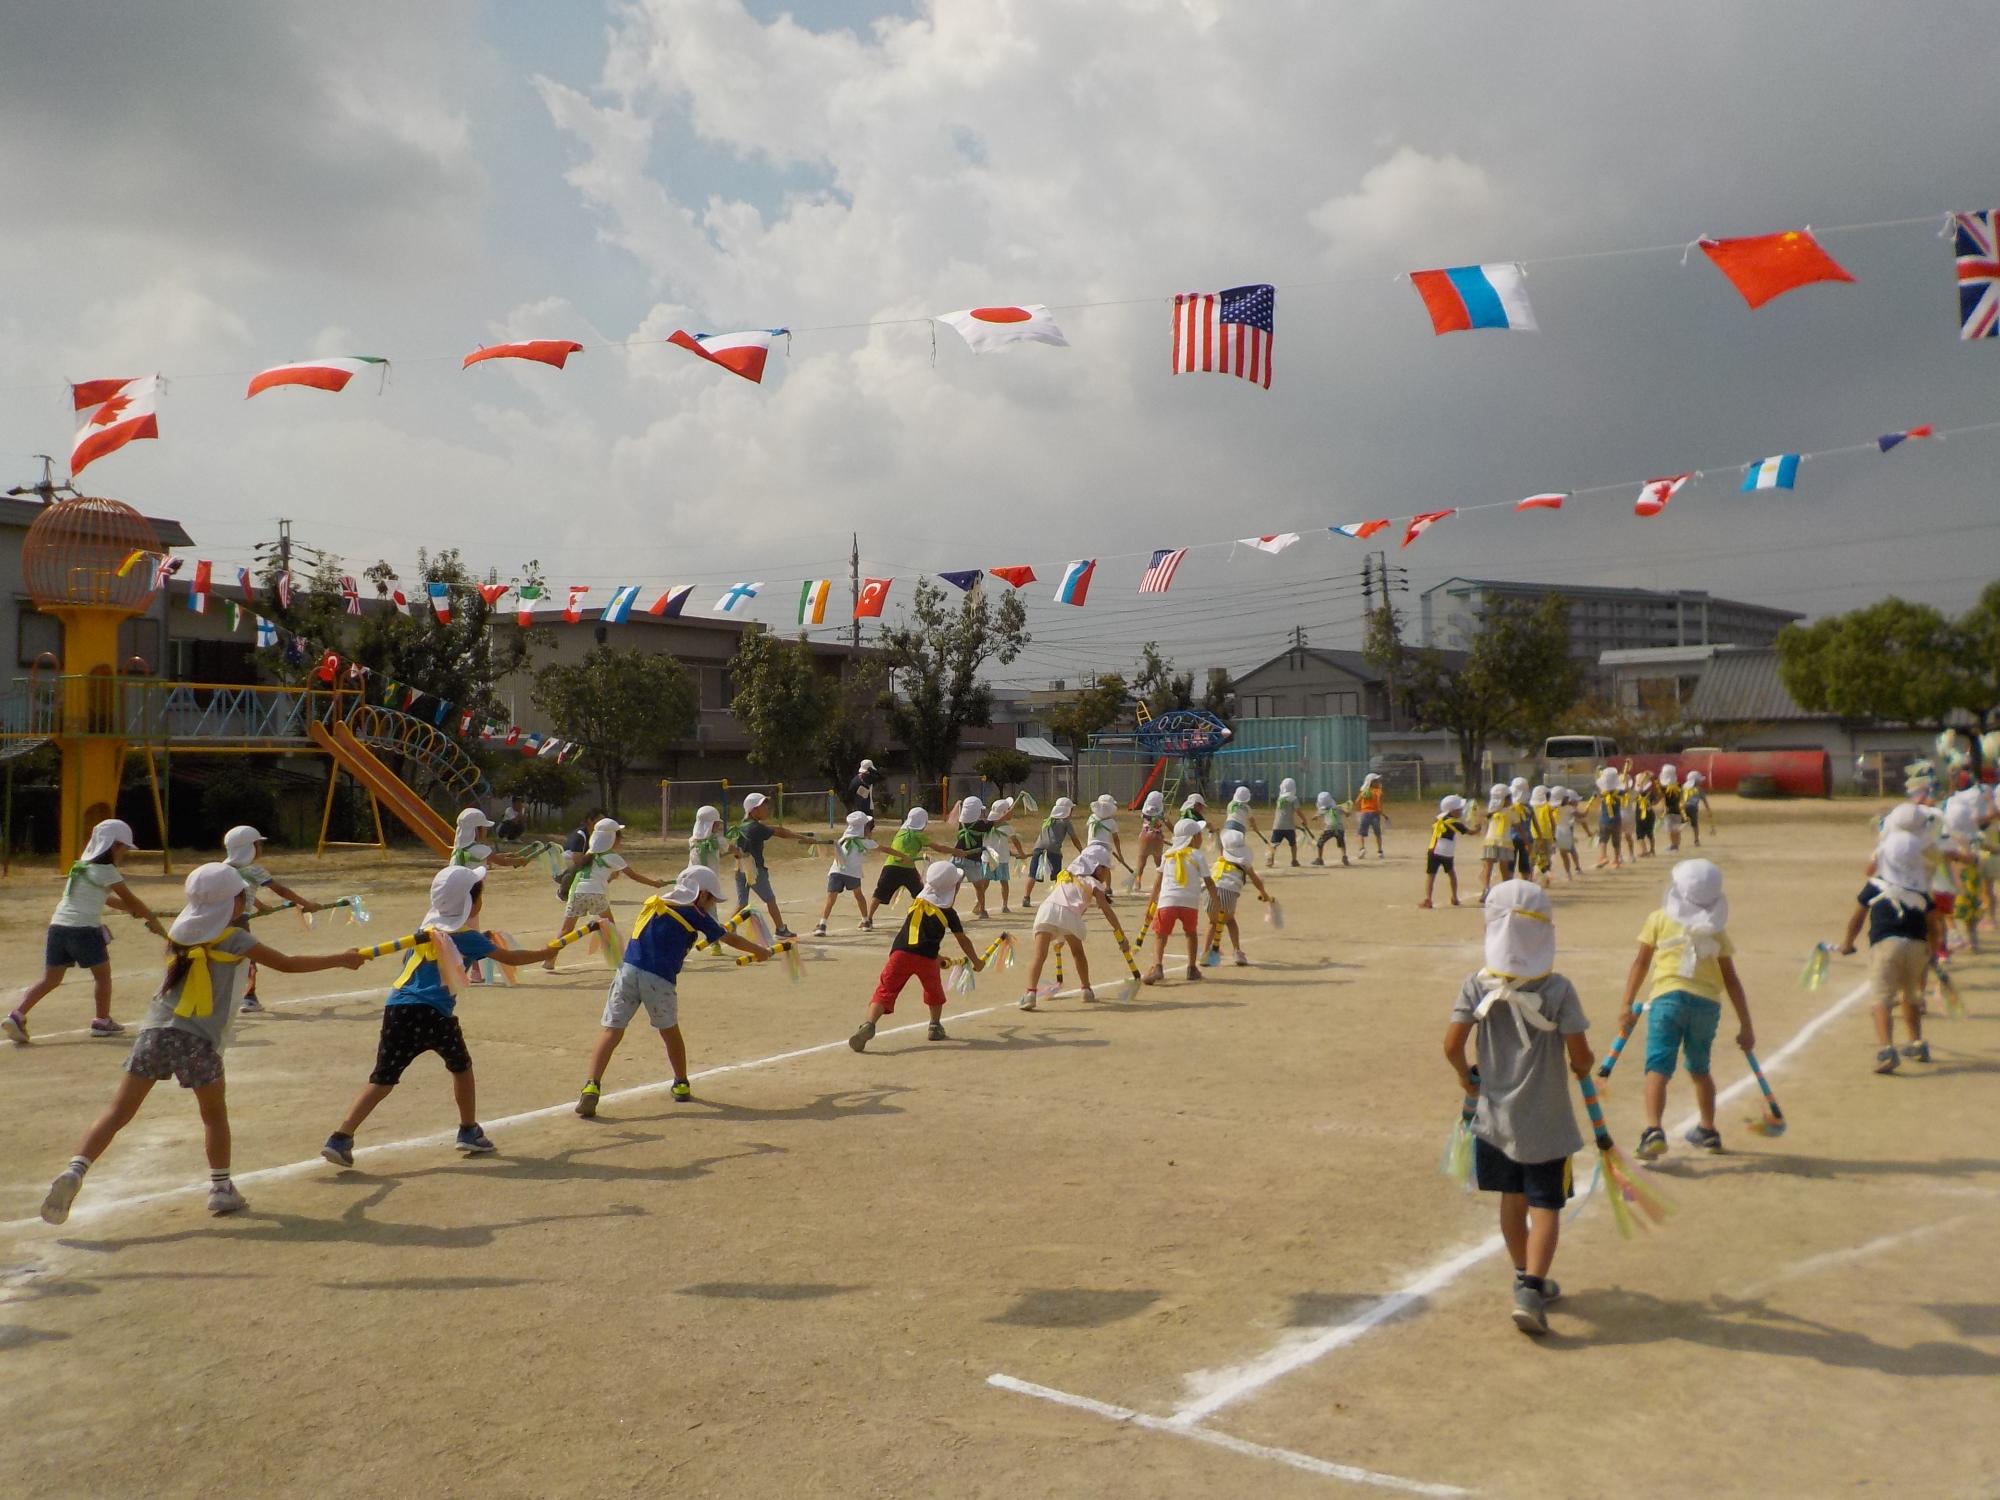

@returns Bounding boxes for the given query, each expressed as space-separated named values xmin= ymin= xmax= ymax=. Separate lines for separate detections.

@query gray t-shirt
xmin=140 ymin=927 xmax=259 ymax=1050
xmin=1449 ymin=972 xmax=1588 ymax=1166
xmin=1272 ymin=795 xmax=1298 ymax=832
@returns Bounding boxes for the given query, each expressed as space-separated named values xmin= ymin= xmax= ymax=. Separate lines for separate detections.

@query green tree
xmin=816 ymin=657 xmax=888 ymax=790
xmin=1361 ymin=601 xmax=1407 ymax=724
xmin=728 ymin=626 xmax=840 ymax=778
xmin=973 ymin=746 xmax=1034 ymax=794
xmin=1044 ymin=673 xmax=1129 ymax=759
xmin=1777 ymin=597 xmax=1983 ymax=728
xmin=1202 ymin=666 xmax=1234 ymax=719
xmin=1395 ymin=596 xmax=1578 ymax=781
xmin=1954 ymin=581 xmax=2000 ymax=720
xmin=878 ymin=579 xmax=1030 ymax=783
xmin=1132 ymin=642 xmax=1195 ymax=716
xmin=496 ymin=756 xmax=586 ymax=815
xmin=531 ymin=646 xmax=698 ymax=814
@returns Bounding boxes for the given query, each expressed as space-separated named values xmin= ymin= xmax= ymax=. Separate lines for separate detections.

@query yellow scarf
xmin=904 ymin=898 xmax=945 ymax=944
xmin=632 ymin=896 xmax=697 ymax=942
xmin=1165 ymin=847 xmax=1195 ymax=885
xmin=392 ymin=940 xmax=441 ymax=989
xmin=1213 ymin=857 xmax=1243 ymax=881
xmin=171 ymin=933 xmax=248 ymax=1019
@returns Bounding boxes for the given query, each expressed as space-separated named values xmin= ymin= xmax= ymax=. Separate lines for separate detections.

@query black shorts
xmin=1272 ymin=828 xmax=1297 ymax=847
xmin=1636 ymin=812 xmax=1656 ymax=837
xmin=45 ymin=923 xmax=110 ymax=969
xmin=872 ymin=863 xmax=922 ymax=905
xmin=1316 ymin=826 xmax=1345 ymax=848
xmin=370 ymin=1005 xmax=473 ymax=1086
xmin=1473 ymin=1137 xmax=1573 ymax=1210
xmin=1426 ymin=852 xmax=1455 ymax=876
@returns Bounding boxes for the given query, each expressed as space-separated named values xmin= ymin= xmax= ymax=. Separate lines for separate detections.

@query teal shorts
xmin=1645 ymin=989 xmax=1721 ymax=1078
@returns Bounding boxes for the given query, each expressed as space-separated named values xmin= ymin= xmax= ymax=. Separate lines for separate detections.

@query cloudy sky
xmin=4 ymin=1 xmax=1995 ymax=691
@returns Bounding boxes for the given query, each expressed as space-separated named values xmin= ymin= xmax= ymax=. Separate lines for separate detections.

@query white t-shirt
xmin=51 ymin=863 xmax=125 ymax=928
xmin=571 ymin=851 xmax=627 ymax=898
xmin=1086 ymin=814 xmax=1116 ymax=849
xmin=827 ymin=838 xmax=876 ymax=879
xmin=984 ymin=823 xmax=1014 ymax=860
xmin=1046 ymin=871 xmax=1102 ymax=917
xmin=235 ymin=862 xmax=275 ymax=890
xmin=1157 ymin=847 xmax=1209 ymax=909
xmin=1211 ymin=855 xmax=1249 ymax=895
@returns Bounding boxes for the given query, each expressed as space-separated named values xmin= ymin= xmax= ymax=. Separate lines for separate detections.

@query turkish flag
xmin=314 ymin=652 xmax=341 ymax=684
xmin=855 ymin=578 xmax=892 ymax=618
xmin=988 ymin=565 xmax=1037 ymax=589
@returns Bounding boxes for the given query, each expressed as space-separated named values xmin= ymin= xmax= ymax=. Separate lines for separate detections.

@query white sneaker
xmin=207 ymin=1180 xmax=248 ymax=1216
xmin=1017 ymin=993 xmax=1037 ymax=1011
xmin=40 ymin=1169 xmax=83 ymax=1225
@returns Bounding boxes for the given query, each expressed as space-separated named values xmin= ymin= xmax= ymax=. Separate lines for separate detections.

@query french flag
xmin=1408 ymin=263 xmax=1537 ymax=334
xmin=1054 ymin=559 xmax=1096 ymax=606
xmin=427 ymin=581 xmax=451 ymax=623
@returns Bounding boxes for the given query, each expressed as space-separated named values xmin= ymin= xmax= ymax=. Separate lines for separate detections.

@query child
xmin=1618 ymin=762 xmax=1641 ymax=865
xmin=1419 ymin=795 xmax=1468 ymax=909
xmin=984 ymin=797 xmax=1027 ymax=913
xmin=1442 ymin=879 xmax=1592 ymax=1336
xmin=1589 ymin=768 xmax=1623 ymax=870
xmin=1554 ymin=788 xmax=1583 ymax=882
xmin=39 ymin=862 xmax=364 ymax=1223
xmin=9 ymin=818 xmax=165 ymax=1043
xmin=1683 ymin=771 xmax=1706 ymax=847
xmin=1020 ymin=845 xmax=1119 ymax=1008
xmin=1310 ymin=790 xmax=1349 ymax=866
xmin=1267 ymin=778 xmax=1303 ymax=868
xmin=687 ymin=804 xmax=727 ymax=873
xmin=545 ymin=818 xmax=667 ymax=971
xmin=577 ymin=864 xmax=770 ymax=1116
xmin=1838 ymin=828 xmax=1935 ymax=1073
xmin=731 ymin=792 xmax=813 ymax=939
xmin=1021 ymin=797 xmax=1077 ymax=903
xmin=1354 ymin=773 xmax=1386 ymax=858
xmin=1085 ymin=794 xmax=1128 ymax=874
xmin=950 ymin=795 xmax=997 ymax=918
xmin=223 ymin=823 xmax=329 ymax=1014
xmin=1134 ymin=790 xmax=1169 ymax=887
xmin=1179 ymin=791 xmax=1215 ymax=836
xmin=1478 ymin=785 xmax=1516 ymax=902
xmin=815 ymin=811 xmax=877 ymax=936
xmin=1143 ymin=818 xmax=1219 ymax=985
xmin=1222 ymin=785 xmax=1266 ymax=846
xmin=1208 ymin=827 xmax=1270 ymax=965
xmin=323 ymin=864 xmax=554 ymax=1166
xmin=1659 ymin=765 xmax=1686 ymax=853
xmin=448 ymin=807 xmax=527 ymax=869
xmin=1615 ymin=860 xmax=1754 ymax=1157
xmin=864 ymin=807 xmax=948 ymax=929
xmin=1633 ymin=772 xmax=1658 ymax=858
xmin=1526 ymin=787 xmax=1557 ymax=886
xmin=1507 ymin=779 xmax=1533 ymax=879
xmin=850 ymin=861 xmax=983 ymax=1050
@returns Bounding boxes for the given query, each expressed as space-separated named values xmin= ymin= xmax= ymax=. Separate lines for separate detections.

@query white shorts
xmin=602 ymin=964 xmax=679 ymax=1030
xmin=1213 ymin=886 xmax=1242 ymax=918
xmin=1555 ymin=826 xmax=1576 ymax=852
xmin=566 ymin=890 xmax=612 ymax=922
xmin=1033 ymin=898 xmax=1086 ymax=942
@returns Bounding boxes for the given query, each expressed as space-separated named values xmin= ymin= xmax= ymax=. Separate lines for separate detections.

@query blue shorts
xmin=1027 ymin=849 xmax=1062 ymax=881
xmin=1357 ymin=811 xmax=1382 ymax=837
xmin=1645 ymin=990 xmax=1722 ymax=1078
xmin=45 ymin=924 xmax=110 ymax=970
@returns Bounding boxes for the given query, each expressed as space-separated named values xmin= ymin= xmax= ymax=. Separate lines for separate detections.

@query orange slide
xmin=308 ymin=719 xmax=454 ymax=856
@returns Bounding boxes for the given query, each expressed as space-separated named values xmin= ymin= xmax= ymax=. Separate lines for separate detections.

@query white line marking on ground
xmin=987 ymin=1375 xmax=1470 ymax=1497
xmin=1164 ymin=977 xmax=1875 ymax=1427
xmin=1733 ymin=1217 xmax=1967 ymax=1301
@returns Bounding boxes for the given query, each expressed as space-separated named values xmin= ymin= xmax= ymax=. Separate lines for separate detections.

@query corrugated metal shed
xmin=1015 ymin=736 xmax=1069 ymax=763
xmin=1686 ymin=648 xmax=1815 ymax=722
xmin=1217 ymin=714 xmax=1371 ymax=792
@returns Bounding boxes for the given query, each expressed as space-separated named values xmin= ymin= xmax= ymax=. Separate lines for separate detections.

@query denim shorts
xmin=1645 ymin=989 xmax=1722 ymax=1078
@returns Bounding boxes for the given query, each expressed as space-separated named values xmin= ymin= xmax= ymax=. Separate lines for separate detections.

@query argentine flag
xmin=1741 ymin=454 xmax=1800 ymax=492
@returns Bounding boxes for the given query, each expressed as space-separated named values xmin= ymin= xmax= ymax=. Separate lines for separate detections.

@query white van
xmin=1542 ymin=735 xmax=1618 ymax=783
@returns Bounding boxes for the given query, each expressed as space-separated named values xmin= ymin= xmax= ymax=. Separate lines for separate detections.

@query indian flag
xmin=245 ymin=357 xmax=388 ymax=398
xmin=799 ymin=578 xmax=831 ymax=625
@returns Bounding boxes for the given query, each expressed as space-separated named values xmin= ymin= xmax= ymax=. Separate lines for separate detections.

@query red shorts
xmin=1933 ymin=892 xmax=1956 ymax=916
xmin=870 ymin=950 xmax=946 ymax=1013
xmin=1154 ymin=905 xmax=1197 ymax=937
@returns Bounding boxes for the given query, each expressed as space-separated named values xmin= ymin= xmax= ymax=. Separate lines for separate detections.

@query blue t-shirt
xmin=625 ymin=901 xmax=728 ymax=983
xmin=385 ymin=928 xmax=498 ymax=1016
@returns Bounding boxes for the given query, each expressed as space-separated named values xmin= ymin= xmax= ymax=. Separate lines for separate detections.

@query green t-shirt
xmin=884 ymin=828 xmax=928 ymax=867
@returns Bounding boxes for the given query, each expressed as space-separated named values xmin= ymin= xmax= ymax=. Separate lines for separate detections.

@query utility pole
xmin=3 ymin=456 xmax=67 ymax=506
xmin=1289 ymin=623 xmax=1308 ymax=667
xmin=849 ymin=532 xmax=861 ymax=649
xmin=1361 ymin=553 xmax=1376 ymax=610
xmin=278 ymin=518 xmax=292 ymax=576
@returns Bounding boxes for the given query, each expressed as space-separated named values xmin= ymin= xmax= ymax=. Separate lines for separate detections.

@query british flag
xmin=1171 ymin=283 xmax=1275 ymax=389
xmin=1953 ymin=211 xmax=1999 ymax=340
xmin=1138 ymin=546 xmax=1188 ymax=594
xmin=339 ymin=575 xmax=362 ymax=615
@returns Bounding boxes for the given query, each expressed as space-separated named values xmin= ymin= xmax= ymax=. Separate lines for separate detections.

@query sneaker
xmin=3 ymin=1010 xmax=28 ymax=1045
xmin=1312 ymin=857 xmax=1325 ymax=866
xmin=1511 ymin=1282 xmax=1549 ymax=1336
xmin=927 ymin=1020 xmax=948 ymax=1042
xmin=1080 ymin=987 xmax=1097 ymax=1004
xmin=1017 ymin=993 xmax=1037 ymax=1011
xmin=1684 ymin=1124 xmax=1723 ymax=1152
xmin=856 ymin=920 xmax=874 ymax=932
xmin=88 ymin=1017 xmax=125 ymax=1038
xmin=240 ymin=995 xmax=264 ymax=1014
xmin=1142 ymin=966 xmax=1164 ymax=986
xmin=1184 ymin=965 xmax=1203 ymax=981
xmin=849 ymin=1020 xmax=875 ymax=1053
xmin=1901 ymin=1040 xmax=1931 ymax=1063
xmin=1539 ymin=1279 xmax=1562 ymax=1305
xmin=1635 ymin=1126 xmax=1668 ymax=1161
xmin=321 ymin=1133 xmax=355 ymax=1168
xmin=456 ymin=1124 xmax=497 ymax=1155
xmin=812 ymin=922 xmax=827 ymax=937
xmin=1233 ymin=952 xmax=1249 ymax=967
xmin=207 ymin=1181 xmax=248 ymax=1216
xmin=39 ymin=1169 xmax=82 ymax=1225
xmin=576 ymin=1082 xmax=600 ymax=1118
xmin=671 ymin=1079 xmax=693 ymax=1102
xmin=774 ymin=927 xmax=797 ymax=940
xmin=1874 ymin=1047 xmax=1900 ymax=1075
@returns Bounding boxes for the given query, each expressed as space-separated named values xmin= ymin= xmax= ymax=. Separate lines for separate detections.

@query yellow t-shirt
xmin=1637 ymin=908 xmax=1735 ymax=1002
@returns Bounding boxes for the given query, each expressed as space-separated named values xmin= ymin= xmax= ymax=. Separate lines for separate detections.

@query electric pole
xmin=850 ymin=532 xmax=860 ymax=649
xmin=3 ymin=456 xmax=68 ymax=506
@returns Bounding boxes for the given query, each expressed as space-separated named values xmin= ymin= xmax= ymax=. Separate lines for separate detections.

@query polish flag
xmin=855 ymin=578 xmax=893 ymax=618
xmin=1514 ymin=493 xmax=1567 ymax=512
xmin=1635 ymin=474 xmax=1694 ymax=518
xmin=667 ymin=329 xmax=786 ymax=384
xmin=71 ymin=376 xmax=161 ymax=475
xmin=935 ymin=305 xmax=1069 ymax=354
xmin=245 ymin=356 xmax=387 ymax=398
xmin=462 ymin=340 xmax=585 ymax=370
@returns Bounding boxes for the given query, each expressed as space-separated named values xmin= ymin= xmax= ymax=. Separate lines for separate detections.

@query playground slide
xmin=1128 ymin=756 xmax=1167 ymax=810
xmin=308 ymin=719 xmax=455 ymax=855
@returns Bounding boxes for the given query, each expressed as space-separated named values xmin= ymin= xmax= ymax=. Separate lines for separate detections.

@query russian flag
xmin=1408 ymin=263 xmax=1537 ymax=334
xmin=1741 ymin=454 xmax=1800 ymax=492
xmin=602 ymin=584 xmax=640 ymax=624
xmin=1054 ymin=559 xmax=1096 ymax=606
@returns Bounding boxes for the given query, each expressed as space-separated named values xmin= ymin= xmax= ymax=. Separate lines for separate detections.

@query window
xmin=1309 ymin=691 xmax=1361 ymax=717
xmin=1240 ymin=694 xmax=1278 ymax=719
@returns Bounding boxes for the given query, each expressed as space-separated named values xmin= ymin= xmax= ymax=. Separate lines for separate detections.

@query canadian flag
xmin=564 ymin=585 xmax=590 ymax=624
xmin=855 ymin=577 xmax=892 ymax=618
xmin=1635 ymin=474 xmax=1694 ymax=518
xmin=71 ymin=376 xmax=161 ymax=476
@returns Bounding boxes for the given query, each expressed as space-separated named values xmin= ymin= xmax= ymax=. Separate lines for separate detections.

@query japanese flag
xmin=935 ymin=305 xmax=1068 ymax=354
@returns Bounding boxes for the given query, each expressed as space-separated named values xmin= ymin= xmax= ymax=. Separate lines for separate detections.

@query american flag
xmin=1171 ymin=283 xmax=1275 ymax=389
xmin=1139 ymin=546 xmax=1188 ymax=594
xmin=1953 ymin=210 xmax=1999 ymax=340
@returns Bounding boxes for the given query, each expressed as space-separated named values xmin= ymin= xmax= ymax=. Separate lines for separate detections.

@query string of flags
xmin=48 ymin=210 xmax=2000 ymax=479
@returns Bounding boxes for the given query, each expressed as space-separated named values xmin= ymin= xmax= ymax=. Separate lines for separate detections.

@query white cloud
xmin=1308 ymin=148 xmax=1504 ymax=269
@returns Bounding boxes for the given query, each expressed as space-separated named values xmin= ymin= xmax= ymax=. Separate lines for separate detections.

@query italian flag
xmin=245 ymin=357 xmax=388 ymax=398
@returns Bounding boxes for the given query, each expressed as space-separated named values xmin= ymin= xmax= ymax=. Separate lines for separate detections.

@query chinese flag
xmin=1699 ymin=229 xmax=1853 ymax=309
xmin=988 ymin=565 xmax=1037 ymax=589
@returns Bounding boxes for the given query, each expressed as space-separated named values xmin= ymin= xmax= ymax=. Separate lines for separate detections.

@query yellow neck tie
xmin=905 ymin=898 xmax=943 ymax=945
xmin=172 ymin=937 xmax=248 ymax=1019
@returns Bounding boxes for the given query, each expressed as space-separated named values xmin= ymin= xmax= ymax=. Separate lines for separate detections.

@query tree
xmin=1132 ymin=642 xmax=1194 ymax=716
xmin=1044 ymin=673 xmax=1129 ymax=759
xmin=1202 ymin=666 xmax=1234 ymax=718
xmin=1776 ymin=597 xmax=1983 ymax=728
xmin=728 ymin=626 xmax=839 ymax=778
xmin=531 ymin=646 xmax=698 ymax=814
xmin=816 ymin=657 xmax=888 ymax=790
xmin=1958 ymin=581 xmax=2000 ymax=718
xmin=877 ymin=579 xmax=1030 ymax=783
xmin=496 ymin=755 xmax=586 ymax=814
xmin=1361 ymin=601 xmax=1407 ymax=724
xmin=1392 ymin=596 xmax=1578 ymax=781
xmin=974 ymin=746 xmax=1034 ymax=794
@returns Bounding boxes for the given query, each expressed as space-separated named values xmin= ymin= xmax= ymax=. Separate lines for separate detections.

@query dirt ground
xmin=2 ymin=800 xmax=1996 ymax=1499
